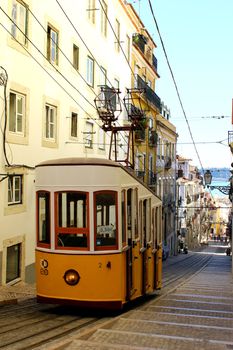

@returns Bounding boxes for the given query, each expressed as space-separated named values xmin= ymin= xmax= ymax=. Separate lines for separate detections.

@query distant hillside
xmin=201 ymin=168 xmax=231 ymax=182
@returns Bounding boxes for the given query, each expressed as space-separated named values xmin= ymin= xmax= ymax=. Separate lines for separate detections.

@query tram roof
xmin=36 ymin=157 xmax=121 ymax=168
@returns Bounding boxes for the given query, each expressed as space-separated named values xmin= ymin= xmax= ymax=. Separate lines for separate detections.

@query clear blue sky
xmin=131 ymin=0 xmax=233 ymax=169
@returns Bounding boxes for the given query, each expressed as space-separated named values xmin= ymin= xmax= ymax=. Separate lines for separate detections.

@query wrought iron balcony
xmin=148 ymin=171 xmax=157 ymax=187
xmin=132 ymin=33 xmax=147 ymax=54
xmin=136 ymin=75 xmax=161 ymax=111
xmin=135 ymin=170 xmax=145 ymax=180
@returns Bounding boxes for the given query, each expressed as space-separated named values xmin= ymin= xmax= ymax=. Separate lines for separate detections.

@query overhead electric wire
xmin=0 ymin=5 xmax=127 ymax=157
xmin=0 ymin=66 xmax=10 ymax=166
xmin=54 ymin=0 xmax=136 ymax=162
xmin=147 ymin=0 xmax=205 ymax=173
xmin=27 ymin=7 xmax=97 ymax=98
xmin=0 ymin=6 xmax=97 ymax=111
xmin=97 ymin=0 xmax=135 ymax=77
xmin=0 ymin=22 xmax=106 ymax=148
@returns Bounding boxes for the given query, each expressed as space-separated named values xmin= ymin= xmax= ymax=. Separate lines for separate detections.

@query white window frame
xmin=114 ymin=78 xmax=120 ymax=105
xmin=98 ymin=126 xmax=105 ymax=150
xmin=11 ymin=0 xmax=28 ymax=45
xmin=86 ymin=56 xmax=94 ymax=87
xmin=9 ymin=91 xmax=26 ymax=135
xmin=100 ymin=0 xmax=107 ymax=36
xmin=84 ymin=121 xmax=93 ymax=148
xmin=100 ymin=66 xmax=107 ymax=86
xmin=71 ymin=112 xmax=78 ymax=138
xmin=115 ymin=19 xmax=120 ymax=52
xmin=47 ymin=24 xmax=59 ymax=65
xmin=45 ymin=104 xmax=57 ymax=141
xmin=87 ymin=0 xmax=96 ymax=24
xmin=8 ymin=175 xmax=23 ymax=205
xmin=73 ymin=44 xmax=79 ymax=70
xmin=126 ymin=34 xmax=130 ymax=62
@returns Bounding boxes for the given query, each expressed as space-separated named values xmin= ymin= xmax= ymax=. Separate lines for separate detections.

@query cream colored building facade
xmin=156 ymin=105 xmax=177 ymax=254
xmin=0 ymin=0 xmax=140 ymax=284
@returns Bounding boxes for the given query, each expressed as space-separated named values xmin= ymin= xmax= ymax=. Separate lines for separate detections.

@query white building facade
xmin=0 ymin=0 xmax=136 ymax=284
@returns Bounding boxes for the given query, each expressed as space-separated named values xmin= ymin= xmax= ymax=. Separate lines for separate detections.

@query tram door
xmin=125 ymin=188 xmax=142 ymax=300
xmin=156 ymin=206 xmax=163 ymax=289
xmin=152 ymin=207 xmax=158 ymax=290
xmin=125 ymin=189 xmax=134 ymax=300
xmin=144 ymin=199 xmax=154 ymax=293
xmin=140 ymin=199 xmax=148 ymax=294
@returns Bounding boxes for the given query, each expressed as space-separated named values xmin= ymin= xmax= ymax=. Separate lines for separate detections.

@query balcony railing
xmin=132 ymin=33 xmax=147 ymax=54
xmin=136 ymin=75 xmax=161 ymax=111
xmin=148 ymin=171 xmax=157 ymax=187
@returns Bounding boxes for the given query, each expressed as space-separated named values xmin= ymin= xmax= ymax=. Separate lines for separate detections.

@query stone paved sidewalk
xmin=0 ymin=282 xmax=36 ymax=305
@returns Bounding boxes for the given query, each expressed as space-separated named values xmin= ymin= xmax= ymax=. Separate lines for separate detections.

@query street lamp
xmin=204 ymin=170 xmax=212 ymax=186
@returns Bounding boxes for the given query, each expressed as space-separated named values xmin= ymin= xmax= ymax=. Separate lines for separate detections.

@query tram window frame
xmin=55 ymin=191 xmax=89 ymax=250
xmin=94 ymin=190 xmax=118 ymax=250
xmin=139 ymin=200 xmax=142 ymax=243
xmin=36 ymin=191 xmax=51 ymax=248
xmin=152 ymin=207 xmax=157 ymax=249
xmin=121 ymin=190 xmax=127 ymax=247
xmin=147 ymin=198 xmax=152 ymax=243
xmin=127 ymin=188 xmax=132 ymax=241
xmin=134 ymin=188 xmax=139 ymax=239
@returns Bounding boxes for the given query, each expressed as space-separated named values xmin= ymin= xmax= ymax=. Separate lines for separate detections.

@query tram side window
xmin=121 ymin=190 xmax=126 ymax=246
xmin=127 ymin=189 xmax=132 ymax=241
xmin=37 ymin=191 xmax=50 ymax=246
xmin=56 ymin=192 xmax=88 ymax=248
xmin=94 ymin=191 xmax=117 ymax=249
xmin=134 ymin=188 xmax=139 ymax=239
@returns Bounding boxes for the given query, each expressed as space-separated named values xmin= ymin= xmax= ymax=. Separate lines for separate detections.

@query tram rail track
xmin=0 ymin=251 xmax=214 ymax=350
xmin=162 ymin=252 xmax=213 ymax=290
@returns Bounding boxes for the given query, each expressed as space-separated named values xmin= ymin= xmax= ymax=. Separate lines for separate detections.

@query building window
xmin=6 ymin=243 xmax=21 ymax=283
xmin=114 ymin=78 xmax=120 ymax=104
xmin=100 ymin=66 xmax=107 ymax=86
xmin=84 ymin=121 xmax=93 ymax=148
xmin=71 ymin=112 xmax=78 ymax=138
xmin=73 ymin=44 xmax=79 ymax=70
xmin=47 ymin=25 xmax=59 ymax=65
xmin=100 ymin=0 xmax=107 ymax=36
xmin=115 ymin=19 xmax=120 ymax=52
xmin=126 ymin=34 xmax=130 ymax=61
xmin=86 ymin=56 xmax=94 ymax=87
xmin=45 ymin=104 xmax=57 ymax=141
xmin=147 ymin=80 xmax=152 ymax=88
xmin=98 ymin=126 xmax=105 ymax=150
xmin=8 ymin=175 xmax=23 ymax=205
xmin=11 ymin=0 xmax=28 ymax=45
xmin=87 ymin=0 xmax=96 ymax=24
xmin=9 ymin=91 xmax=26 ymax=135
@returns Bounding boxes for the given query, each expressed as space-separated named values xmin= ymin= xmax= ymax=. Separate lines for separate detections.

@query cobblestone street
xmin=0 ymin=243 xmax=232 ymax=349
xmin=56 ymin=243 xmax=233 ymax=350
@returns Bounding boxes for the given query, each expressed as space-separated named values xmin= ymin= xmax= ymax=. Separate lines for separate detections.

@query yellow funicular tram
xmin=35 ymin=87 xmax=163 ymax=309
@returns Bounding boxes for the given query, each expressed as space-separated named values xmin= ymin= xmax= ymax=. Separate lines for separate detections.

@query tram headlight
xmin=63 ymin=269 xmax=80 ymax=286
